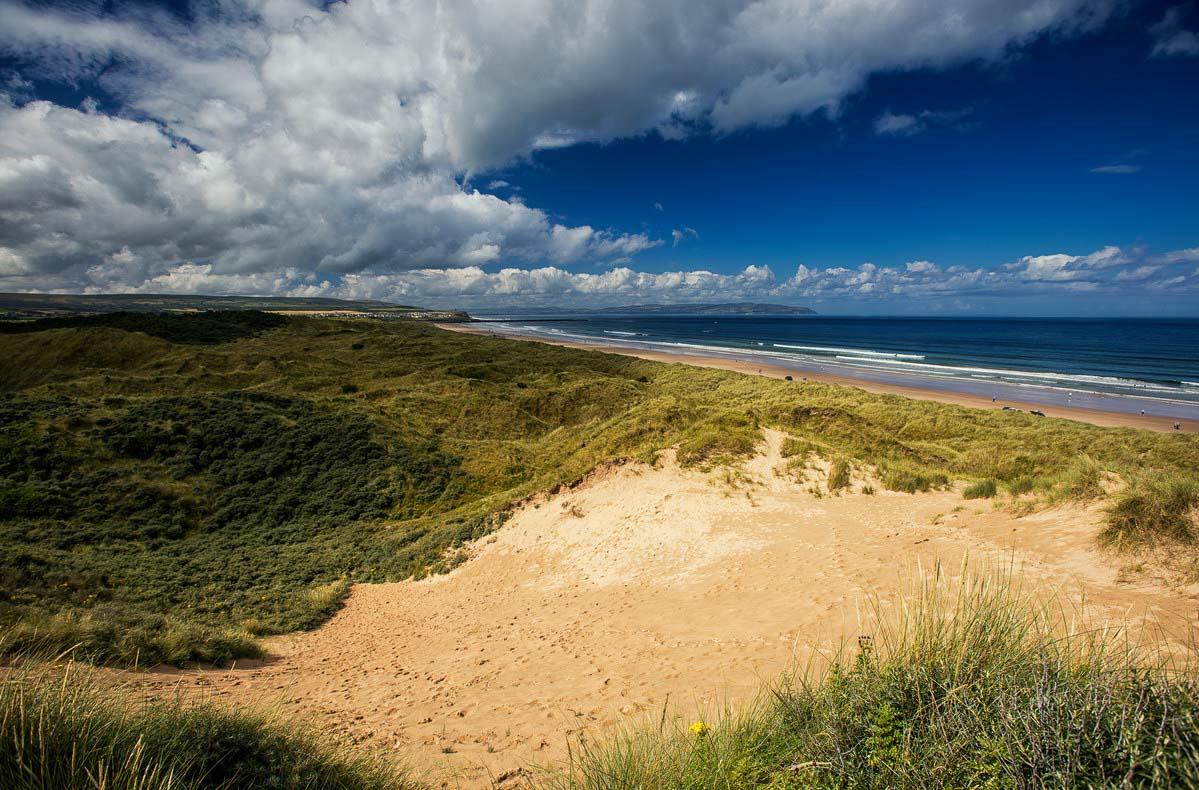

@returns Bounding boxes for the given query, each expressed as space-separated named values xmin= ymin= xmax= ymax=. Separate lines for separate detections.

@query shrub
xmin=963 ymin=479 xmax=998 ymax=499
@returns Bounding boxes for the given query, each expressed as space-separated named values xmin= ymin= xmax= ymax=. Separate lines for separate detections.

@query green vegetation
xmin=881 ymin=467 xmax=950 ymax=494
xmin=0 ymin=310 xmax=288 ymax=344
xmin=551 ymin=570 xmax=1199 ymax=789
xmin=0 ymin=291 xmax=430 ymax=317
xmin=1101 ymin=475 xmax=1199 ymax=549
xmin=1 ymin=313 xmax=1197 ymax=666
xmin=963 ymin=478 xmax=998 ymax=499
xmin=826 ymin=458 xmax=851 ymax=492
xmin=0 ymin=660 xmax=409 ymax=789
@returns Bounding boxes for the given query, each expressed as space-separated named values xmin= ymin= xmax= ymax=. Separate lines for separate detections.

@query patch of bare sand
xmin=126 ymin=430 xmax=1199 ymax=787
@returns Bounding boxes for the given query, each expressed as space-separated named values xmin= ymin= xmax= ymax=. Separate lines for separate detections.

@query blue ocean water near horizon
xmin=470 ymin=315 xmax=1199 ymax=420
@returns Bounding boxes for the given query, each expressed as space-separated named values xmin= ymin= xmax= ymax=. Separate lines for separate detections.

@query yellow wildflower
xmin=689 ymin=721 xmax=710 ymax=736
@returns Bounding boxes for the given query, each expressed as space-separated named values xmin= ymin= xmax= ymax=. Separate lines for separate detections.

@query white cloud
xmin=1150 ymin=6 xmax=1199 ymax=57
xmin=873 ymin=107 xmax=971 ymax=136
xmin=70 ymin=244 xmax=1199 ymax=309
xmin=874 ymin=111 xmax=922 ymax=136
xmin=0 ymin=0 xmax=1115 ymax=292
xmin=671 ymin=227 xmax=699 ymax=247
xmin=1090 ymin=164 xmax=1141 ymax=174
xmin=654 ymin=202 xmax=664 ymax=212
xmin=486 ymin=180 xmax=511 ymax=190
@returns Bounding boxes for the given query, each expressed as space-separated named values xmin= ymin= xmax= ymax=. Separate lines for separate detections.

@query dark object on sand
xmin=1030 ymin=409 xmax=1046 ymax=417
xmin=784 ymin=375 xmax=793 ymax=381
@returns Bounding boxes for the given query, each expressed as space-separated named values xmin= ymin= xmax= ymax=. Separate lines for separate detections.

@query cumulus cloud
xmin=0 ymin=0 xmax=1116 ymax=292
xmin=1150 ymin=6 xmax=1199 ymax=57
xmin=80 ymin=244 xmax=1199 ymax=309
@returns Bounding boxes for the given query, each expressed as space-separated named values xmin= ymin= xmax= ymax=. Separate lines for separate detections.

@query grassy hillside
xmin=1 ymin=314 xmax=1197 ymax=666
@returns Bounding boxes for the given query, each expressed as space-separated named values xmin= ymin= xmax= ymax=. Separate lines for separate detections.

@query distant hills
xmin=0 ymin=292 xmax=468 ymax=321
xmin=593 ymin=302 xmax=816 ymax=315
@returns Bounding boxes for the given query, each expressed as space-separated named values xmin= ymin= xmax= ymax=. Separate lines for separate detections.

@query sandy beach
xmin=437 ymin=322 xmax=1194 ymax=433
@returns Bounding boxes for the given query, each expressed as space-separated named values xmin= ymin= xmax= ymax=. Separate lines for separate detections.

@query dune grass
xmin=1101 ymin=475 xmax=1199 ymax=550
xmin=826 ymin=458 xmax=851 ymax=492
xmin=1 ymin=314 xmax=1197 ymax=665
xmin=963 ymin=478 xmax=998 ymax=499
xmin=0 ymin=658 xmax=411 ymax=789
xmin=548 ymin=567 xmax=1199 ymax=789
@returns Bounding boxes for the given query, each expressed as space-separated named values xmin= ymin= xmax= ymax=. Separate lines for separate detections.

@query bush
xmin=552 ymin=570 xmax=1199 ymax=789
xmin=963 ymin=479 xmax=998 ymax=499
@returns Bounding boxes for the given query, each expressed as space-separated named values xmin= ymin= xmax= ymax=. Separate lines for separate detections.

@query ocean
xmin=470 ymin=315 xmax=1199 ymax=420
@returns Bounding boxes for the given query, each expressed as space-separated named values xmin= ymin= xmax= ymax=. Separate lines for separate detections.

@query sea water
xmin=470 ymin=315 xmax=1199 ymax=420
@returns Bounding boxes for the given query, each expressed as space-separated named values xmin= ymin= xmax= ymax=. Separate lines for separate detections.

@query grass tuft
xmin=882 ymin=467 xmax=950 ymax=494
xmin=827 ymin=459 xmax=851 ymax=492
xmin=1100 ymin=475 xmax=1199 ymax=549
xmin=963 ymin=478 xmax=998 ymax=499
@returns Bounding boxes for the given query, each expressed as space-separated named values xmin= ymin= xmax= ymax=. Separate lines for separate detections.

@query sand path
xmin=128 ymin=431 xmax=1198 ymax=786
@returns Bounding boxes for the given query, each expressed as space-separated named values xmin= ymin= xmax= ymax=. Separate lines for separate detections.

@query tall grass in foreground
xmin=0 ymin=659 xmax=411 ymax=789
xmin=549 ymin=567 xmax=1199 ymax=789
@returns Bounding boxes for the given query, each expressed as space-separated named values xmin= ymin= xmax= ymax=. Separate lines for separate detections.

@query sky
xmin=0 ymin=0 xmax=1197 ymax=315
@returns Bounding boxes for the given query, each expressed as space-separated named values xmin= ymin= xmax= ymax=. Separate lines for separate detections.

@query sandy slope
xmin=128 ymin=431 xmax=1198 ymax=786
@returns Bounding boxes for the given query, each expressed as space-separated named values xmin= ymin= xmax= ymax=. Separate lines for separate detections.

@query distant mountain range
xmin=592 ymin=302 xmax=816 ymax=315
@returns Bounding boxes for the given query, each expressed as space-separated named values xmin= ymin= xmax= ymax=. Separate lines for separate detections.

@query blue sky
xmin=0 ymin=0 xmax=1197 ymax=314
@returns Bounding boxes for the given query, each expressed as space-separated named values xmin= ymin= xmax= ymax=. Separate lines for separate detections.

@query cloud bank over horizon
xmin=74 ymin=244 xmax=1199 ymax=312
xmin=0 ymin=0 xmax=1147 ymax=305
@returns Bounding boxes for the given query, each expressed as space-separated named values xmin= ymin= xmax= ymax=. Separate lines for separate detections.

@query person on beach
xmin=1175 ymin=423 xmax=1182 ymax=431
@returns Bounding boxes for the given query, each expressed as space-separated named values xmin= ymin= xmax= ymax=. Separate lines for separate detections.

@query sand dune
xmin=127 ymin=431 xmax=1198 ymax=786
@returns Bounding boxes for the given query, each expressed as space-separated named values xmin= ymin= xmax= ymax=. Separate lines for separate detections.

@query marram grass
xmin=546 ymin=566 xmax=1199 ymax=789
xmin=0 ymin=658 xmax=412 ymax=789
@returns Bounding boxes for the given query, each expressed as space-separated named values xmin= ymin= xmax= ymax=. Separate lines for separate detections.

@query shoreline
xmin=436 ymin=322 xmax=1193 ymax=433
